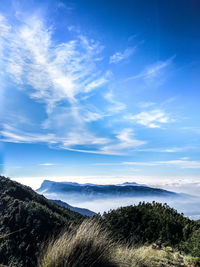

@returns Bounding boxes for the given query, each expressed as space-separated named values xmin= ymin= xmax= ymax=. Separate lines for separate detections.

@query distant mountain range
xmin=50 ymin=199 xmax=96 ymax=216
xmin=37 ymin=180 xmax=178 ymax=201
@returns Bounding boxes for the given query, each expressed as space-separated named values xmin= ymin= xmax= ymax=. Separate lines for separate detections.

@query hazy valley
xmin=37 ymin=179 xmax=200 ymax=219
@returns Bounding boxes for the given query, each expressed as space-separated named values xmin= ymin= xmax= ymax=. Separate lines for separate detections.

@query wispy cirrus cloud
xmin=61 ymin=128 xmax=146 ymax=155
xmin=137 ymin=102 xmax=155 ymax=108
xmin=0 ymin=124 xmax=57 ymax=144
xmin=4 ymin=16 xmax=107 ymax=108
xmin=104 ymin=90 xmax=126 ymax=114
xmin=100 ymin=128 xmax=147 ymax=155
xmin=123 ymin=158 xmax=200 ymax=169
xmin=182 ymin=126 xmax=200 ymax=135
xmin=126 ymin=109 xmax=170 ymax=128
xmin=95 ymin=158 xmax=200 ymax=169
xmin=138 ymin=147 xmax=188 ymax=153
xmin=126 ymin=56 xmax=174 ymax=82
xmin=109 ymin=47 xmax=136 ymax=64
xmin=0 ymin=14 xmax=125 ymax=154
xmin=1 ymin=121 xmax=110 ymax=148
xmin=0 ymin=15 xmax=9 ymax=41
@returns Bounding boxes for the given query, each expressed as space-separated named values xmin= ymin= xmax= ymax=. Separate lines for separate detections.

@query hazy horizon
xmin=33 ymin=178 xmax=200 ymax=219
xmin=12 ymin=175 xmax=200 ymax=197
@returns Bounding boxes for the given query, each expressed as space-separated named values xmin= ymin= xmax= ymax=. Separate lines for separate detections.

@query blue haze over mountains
xmin=37 ymin=180 xmax=200 ymax=219
xmin=50 ymin=199 xmax=96 ymax=216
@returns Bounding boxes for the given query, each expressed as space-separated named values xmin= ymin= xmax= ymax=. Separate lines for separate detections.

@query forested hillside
xmin=0 ymin=176 xmax=83 ymax=267
xmin=102 ymin=202 xmax=200 ymax=259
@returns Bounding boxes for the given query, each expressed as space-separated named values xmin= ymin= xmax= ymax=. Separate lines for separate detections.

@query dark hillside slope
xmin=0 ymin=176 xmax=83 ymax=267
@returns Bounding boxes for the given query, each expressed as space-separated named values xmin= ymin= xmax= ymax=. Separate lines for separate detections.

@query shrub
xmin=182 ymin=229 xmax=200 ymax=258
xmin=102 ymin=202 xmax=192 ymax=246
xmin=185 ymin=256 xmax=200 ymax=266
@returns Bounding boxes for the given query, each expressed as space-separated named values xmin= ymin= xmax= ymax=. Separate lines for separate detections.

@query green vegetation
xmin=0 ymin=176 xmax=200 ymax=266
xmin=0 ymin=176 xmax=83 ymax=267
xmin=181 ymin=228 xmax=200 ymax=257
xmin=180 ymin=228 xmax=200 ymax=266
xmin=102 ymin=202 xmax=197 ymax=246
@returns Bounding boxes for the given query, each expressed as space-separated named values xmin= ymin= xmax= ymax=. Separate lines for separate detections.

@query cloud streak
xmin=109 ymin=47 xmax=136 ymax=64
xmin=126 ymin=56 xmax=174 ymax=82
xmin=126 ymin=109 xmax=170 ymax=128
xmin=123 ymin=158 xmax=200 ymax=169
xmin=39 ymin=163 xmax=56 ymax=166
xmin=100 ymin=128 xmax=147 ymax=155
xmin=104 ymin=90 xmax=126 ymax=114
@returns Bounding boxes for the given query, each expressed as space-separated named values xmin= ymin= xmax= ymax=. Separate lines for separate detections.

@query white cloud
xmin=3 ymin=16 xmax=108 ymax=110
xmin=0 ymin=123 xmax=113 ymax=156
xmin=123 ymin=158 xmax=200 ymax=169
xmin=109 ymin=47 xmax=135 ymax=64
xmin=58 ymin=129 xmax=146 ymax=155
xmin=138 ymin=102 xmax=155 ymax=108
xmin=39 ymin=163 xmax=56 ymax=166
xmin=0 ymin=15 xmax=114 ymax=150
xmin=0 ymin=124 xmax=57 ymax=144
xmin=85 ymin=76 xmax=108 ymax=93
xmin=138 ymin=147 xmax=187 ymax=153
xmin=0 ymin=14 xmax=10 ymax=37
xmin=62 ymin=131 xmax=109 ymax=147
xmin=126 ymin=109 xmax=169 ymax=128
xmin=182 ymin=127 xmax=200 ymax=135
xmin=126 ymin=56 xmax=174 ymax=82
xmin=100 ymin=128 xmax=146 ymax=155
xmin=104 ymin=90 xmax=126 ymax=114
xmin=82 ymin=110 xmax=104 ymax=122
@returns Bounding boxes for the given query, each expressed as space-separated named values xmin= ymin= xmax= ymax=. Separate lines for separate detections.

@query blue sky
xmin=0 ymin=0 xmax=200 ymax=191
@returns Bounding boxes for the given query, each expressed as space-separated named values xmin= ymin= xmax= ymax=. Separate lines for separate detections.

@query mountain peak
xmin=37 ymin=179 xmax=177 ymax=202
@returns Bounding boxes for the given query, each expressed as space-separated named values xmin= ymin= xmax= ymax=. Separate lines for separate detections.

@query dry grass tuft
xmin=114 ymin=245 xmax=186 ymax=267
xmin=39 ymin=218 xmax=118 ymax=267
